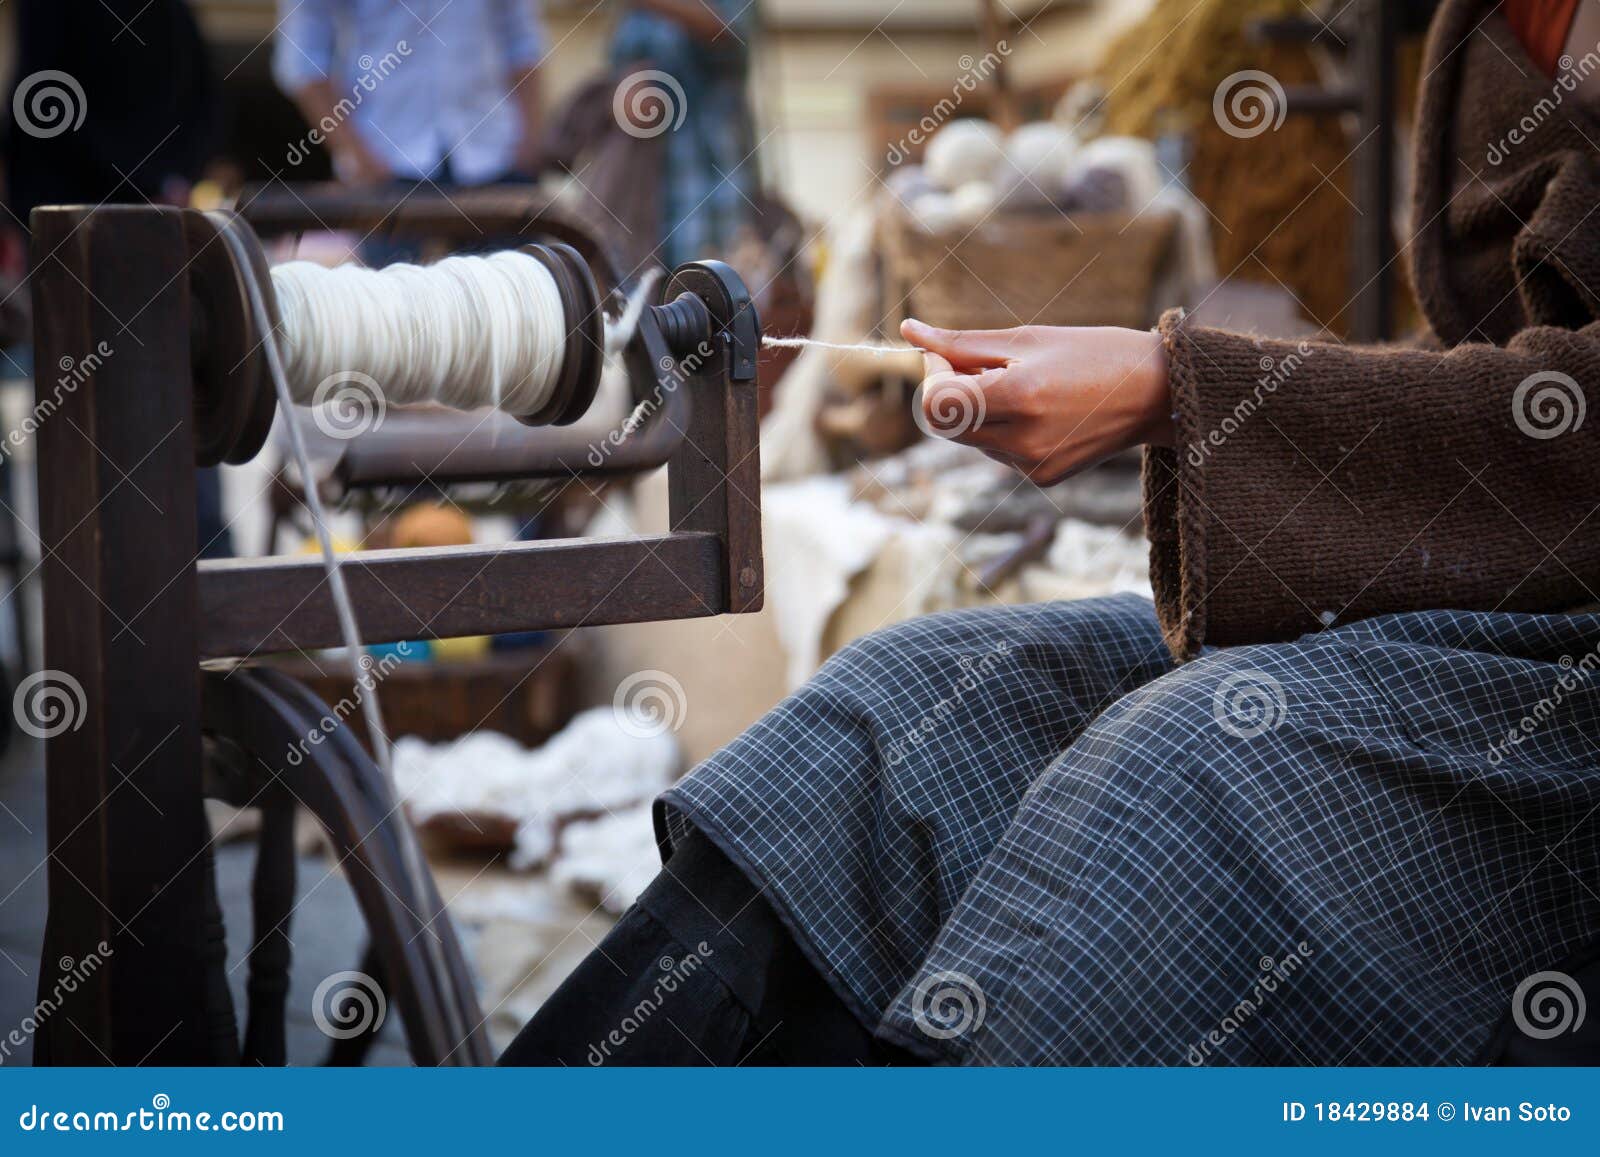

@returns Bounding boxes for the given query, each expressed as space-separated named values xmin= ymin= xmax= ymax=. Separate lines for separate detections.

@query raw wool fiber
xmin=1092 ymin=0 xmax=1355 ymax=332
xmin=392 ymin=709 xmax=680 ymax=870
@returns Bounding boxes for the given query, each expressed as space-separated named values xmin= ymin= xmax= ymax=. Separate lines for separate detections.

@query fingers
xmin=901 ymin=318 xmax=1024 ymax=371
xmin=918 ymin=357 xmax=1020 ymax=414
xmin=920 ymin=349 xmax=957 ymax=380
xmin=914 ymin=363 xmax=1072 ymax=481
xmin=916 ymin=364 xmax=1020 ymax=448
xmin=916 ymin=364 xmax=986 ymax=437
xmin=918 ymin=350 xmax=1008 ymax=397
xmin=917 ymin=350 xmax=988 ymax=434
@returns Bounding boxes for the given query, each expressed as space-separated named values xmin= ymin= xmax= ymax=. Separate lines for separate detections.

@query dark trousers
xmin=499 ymin=830 xmax=920 ymax=1066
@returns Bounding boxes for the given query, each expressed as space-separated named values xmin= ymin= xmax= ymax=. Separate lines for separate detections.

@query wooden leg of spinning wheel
xmin=323 ymin=940 xmax=388 ymax=1066
xmin=202 ymin=842 xmax=242 ymax=1064
xmin=242 ymin=798 xmax=296 ymax=1067
xmin=203 ymin=669 xmax=494 ymax=1066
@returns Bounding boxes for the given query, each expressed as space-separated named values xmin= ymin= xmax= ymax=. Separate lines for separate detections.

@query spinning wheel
xmin=28 ymin=201 xmax=764 ymax=1065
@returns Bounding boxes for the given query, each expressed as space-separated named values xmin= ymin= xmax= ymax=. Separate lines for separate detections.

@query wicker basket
xmin=881 ymin=208 xmax=1178 ymax=331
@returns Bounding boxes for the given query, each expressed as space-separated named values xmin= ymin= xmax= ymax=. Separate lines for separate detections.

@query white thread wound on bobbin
xmin=270 ymin=251 xmax=571 ymax=415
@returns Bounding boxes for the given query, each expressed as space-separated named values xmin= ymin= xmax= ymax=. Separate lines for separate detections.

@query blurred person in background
xmin=611 ymin=0 xmax=757 ymax=267
xmin=2 ymin=0 xmax=230 ymax=559
xmin=272 ymin=0 xmax=547 ymax=190
xmin=3 ymin=0 xmax=219 ymax=224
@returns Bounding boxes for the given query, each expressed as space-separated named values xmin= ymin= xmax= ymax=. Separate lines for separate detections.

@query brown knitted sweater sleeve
xmin=1142 ymin=308 xmax=1600 ymax=659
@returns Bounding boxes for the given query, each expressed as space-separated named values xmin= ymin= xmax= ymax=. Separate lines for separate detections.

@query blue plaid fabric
xmin=657 ymin=595 xmax=1600 ymax=1064
xmin=611 ymin=3 xmax=754 ymax=267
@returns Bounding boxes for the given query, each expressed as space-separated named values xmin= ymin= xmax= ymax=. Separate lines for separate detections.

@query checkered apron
xmin=657 ymin=594 xmax=1600 ymax=1064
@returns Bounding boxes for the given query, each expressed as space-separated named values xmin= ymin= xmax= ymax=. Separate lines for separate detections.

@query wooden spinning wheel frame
xmin=28 ymin=196 xmax=763 ymax=1065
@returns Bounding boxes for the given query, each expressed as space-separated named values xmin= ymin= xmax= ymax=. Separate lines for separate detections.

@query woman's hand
xmin=900 ymin=319 xmax=1172 ymax=486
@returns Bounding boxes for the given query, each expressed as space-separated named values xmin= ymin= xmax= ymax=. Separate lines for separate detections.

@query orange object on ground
xmin=389 ymin=502 xmax=473 ymax=549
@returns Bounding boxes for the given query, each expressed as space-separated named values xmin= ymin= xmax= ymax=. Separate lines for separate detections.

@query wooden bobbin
xmin=183 ymin=219 xmax=607 ymax=464
xmin=185 ymin=211 xmax=278 ymax=467
xmin=518 ymin=241 xmax=603 ymax=427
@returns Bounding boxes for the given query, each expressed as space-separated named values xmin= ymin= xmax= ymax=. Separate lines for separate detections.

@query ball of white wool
xmin=993 ymin=123 xmax=1077 ymax=213
xmin=924 ymin=119 xmax=1005 ymax=191
xmin=1002 ymin=122 xmax=1077 ymax=187
xmin=909 ymin=190 xmax=962 ymax=234
xmin=950 ymin=180 xmax=996 ymax=223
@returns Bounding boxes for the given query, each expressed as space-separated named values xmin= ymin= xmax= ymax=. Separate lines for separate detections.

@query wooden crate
xmin=269 ymin=645 xmax=583 ymax=750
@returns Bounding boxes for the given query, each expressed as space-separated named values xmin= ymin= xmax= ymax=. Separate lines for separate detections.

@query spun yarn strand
xmin=758 ymin=335 xmax=917 ymax=356
xmin=271 ymin=252 xmax=924 ymax=421
xmin=222 ymin=228 xmax=478 ymax=1048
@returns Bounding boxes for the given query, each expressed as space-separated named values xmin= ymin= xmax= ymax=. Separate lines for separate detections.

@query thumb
xmin=920 ymin=349 xmax=957 ymax=382
xmin=901 ymin=318 xmax=1019 ymax=371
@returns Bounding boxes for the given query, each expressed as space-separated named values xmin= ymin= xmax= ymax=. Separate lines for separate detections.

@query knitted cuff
xmin=1141 ymin=307 xmax=1208 ymax=660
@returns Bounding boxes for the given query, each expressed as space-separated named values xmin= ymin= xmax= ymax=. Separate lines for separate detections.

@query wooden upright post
xmin=30 ymin=206 xmax=218 ymax=1064
xmin=1349 ymin=0 xmax=1396 ymax=341
xmin=663 ymin=266 xmax=763 ymax=618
